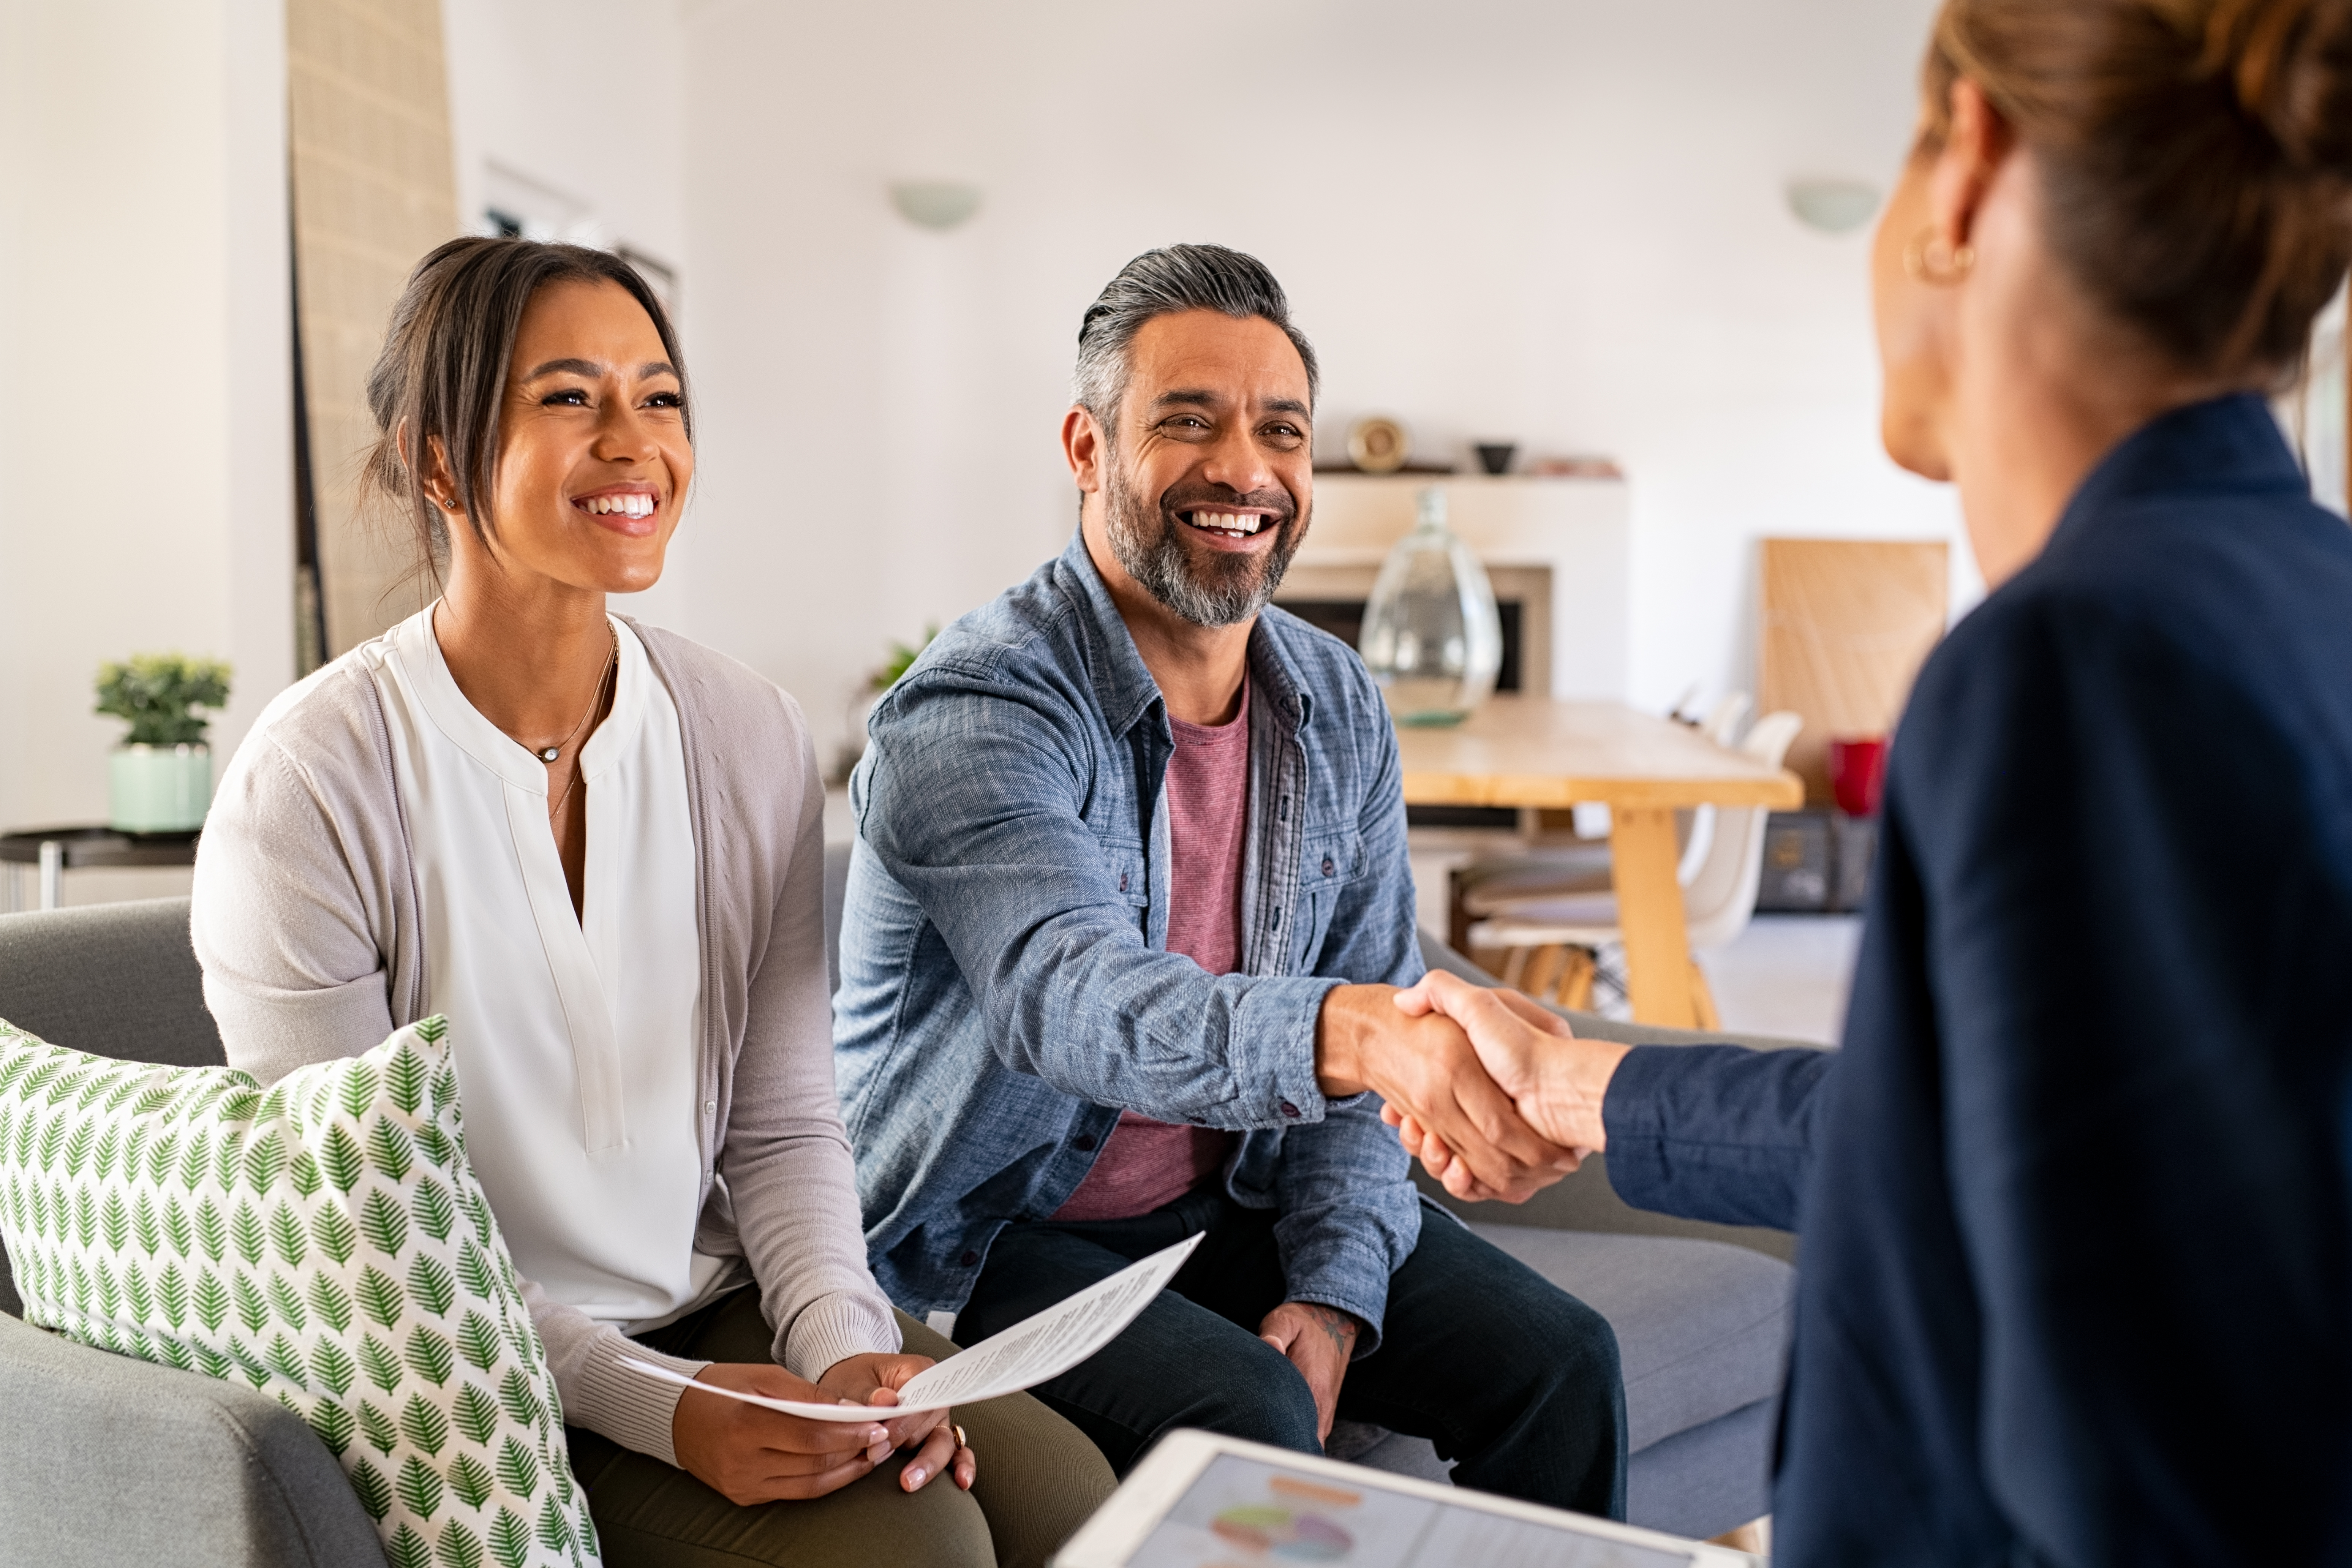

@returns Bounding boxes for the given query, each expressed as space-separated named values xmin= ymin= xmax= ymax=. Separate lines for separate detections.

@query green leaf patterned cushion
xmin=0 ymin=1015 xmax=602 ymax=1568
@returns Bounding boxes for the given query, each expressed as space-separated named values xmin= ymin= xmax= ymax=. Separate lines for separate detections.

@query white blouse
xmin=376 ymin=607 xmax=729 ymax=1332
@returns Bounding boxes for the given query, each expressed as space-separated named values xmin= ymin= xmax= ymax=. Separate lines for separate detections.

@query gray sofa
xmin=0 ymin=899 xmax=387 ymax=1567
xmin=1 ymin=893 xmax=1811 ymax=1561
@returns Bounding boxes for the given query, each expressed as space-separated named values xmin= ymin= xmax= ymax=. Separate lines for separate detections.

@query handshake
xmin=1315 ymin=971 xmax=1633 ymax=1204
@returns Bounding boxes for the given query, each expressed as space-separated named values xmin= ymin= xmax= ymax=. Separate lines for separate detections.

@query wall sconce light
xmin=1786 ymin=179 xmax=1882 ymax=235
xmin=889 ymin=180 xmax=983 ymax=231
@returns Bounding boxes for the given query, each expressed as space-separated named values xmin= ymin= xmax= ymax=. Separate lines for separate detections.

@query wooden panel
xmin=1759 ymin=539 xmax=1948 ymax=804
xmin=288 ymin=0 xmax=458 ymax=657
xmin=1394 ymin=695 xmax=1804 ymax=811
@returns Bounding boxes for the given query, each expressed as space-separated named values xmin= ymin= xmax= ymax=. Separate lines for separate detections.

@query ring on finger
xmin=954 ymin=1424 xmax=969 ymax=1451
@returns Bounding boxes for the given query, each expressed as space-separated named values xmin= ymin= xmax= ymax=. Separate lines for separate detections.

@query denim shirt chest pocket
xmin=1294 ymin=827 xmax=1367 ymax=972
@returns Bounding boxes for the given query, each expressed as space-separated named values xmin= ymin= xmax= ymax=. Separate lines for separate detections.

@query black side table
xmin=0 ymin=827 xmax=202 ymax=913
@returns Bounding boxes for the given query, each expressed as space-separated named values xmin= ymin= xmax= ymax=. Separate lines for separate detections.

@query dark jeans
xmin=957 ymin=1188 xmax=1628 ymax=1519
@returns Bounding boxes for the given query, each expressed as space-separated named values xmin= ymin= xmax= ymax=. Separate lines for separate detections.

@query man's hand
xmin=1258 ymin=1302 xmax=1360 ymax=1443
xmin=1316 ymin=983 xmax=1580 ymax=1202
xmin=1385 ymin=973 xmax=1631 ymax=1201
xmin=817 ymin=1352 xmax=976 ymax=1494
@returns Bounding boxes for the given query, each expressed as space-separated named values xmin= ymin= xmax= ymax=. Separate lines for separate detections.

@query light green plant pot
xmin=109 ymin=743 xmax=213 ymax=833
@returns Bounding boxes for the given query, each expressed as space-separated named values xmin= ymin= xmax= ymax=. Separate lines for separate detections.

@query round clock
xmin=1348 ymin=416 xmax=1410 ymax=474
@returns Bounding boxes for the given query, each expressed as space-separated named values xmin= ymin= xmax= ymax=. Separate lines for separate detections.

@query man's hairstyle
xmin=1073 ymin=244 xmax=1320 ymax=430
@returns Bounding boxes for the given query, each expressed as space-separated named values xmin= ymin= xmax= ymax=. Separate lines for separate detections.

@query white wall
xmin=439 ymin=0 xmax=694 ymax=630
xmin=441 ymin=0 xmax=689 ymax=285
xmin=0 ymin=0 xmax=294 ymax=834
xmin=655 ymin=0 xmax=1976 ymax=765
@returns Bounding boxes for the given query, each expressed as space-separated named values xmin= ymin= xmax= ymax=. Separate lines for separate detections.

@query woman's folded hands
xmin=673 ymin=1355 xmax=976 ymax=1504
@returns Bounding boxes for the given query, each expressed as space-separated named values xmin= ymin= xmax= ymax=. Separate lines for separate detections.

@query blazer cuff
xmin=779 ymin=1289 xmax=904 ymax=1381
xmin=562 ymin=1330 xmax=710 ymax=1468
xmin=1600 ymin=1042 xmax=1826 ymax=1232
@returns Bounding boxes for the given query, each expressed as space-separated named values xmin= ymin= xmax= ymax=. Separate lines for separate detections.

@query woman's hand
xmin=672 ymin=1363 xmax=896 ymax=1505
xmin=818 ymin=1353 xmax=977 ymax=1494
xmin=1386 ymin=974 xmax=1629 ymax=1200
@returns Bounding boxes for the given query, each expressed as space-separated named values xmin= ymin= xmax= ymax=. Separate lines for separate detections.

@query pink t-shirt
xmin=1053 ymin=684 xmax=1250 ymax=1222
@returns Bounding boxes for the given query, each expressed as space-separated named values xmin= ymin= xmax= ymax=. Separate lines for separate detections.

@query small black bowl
xmin=1475 ymin=443 xmax=1517 ymax=476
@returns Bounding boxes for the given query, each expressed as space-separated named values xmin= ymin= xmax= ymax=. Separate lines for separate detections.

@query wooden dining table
xmin=1395 ymin=695 xmax=1805 ymax=1028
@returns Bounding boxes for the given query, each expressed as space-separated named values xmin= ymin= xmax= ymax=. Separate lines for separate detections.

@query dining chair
xmin=1469 ymin=711 xmax=1803 ymax=1024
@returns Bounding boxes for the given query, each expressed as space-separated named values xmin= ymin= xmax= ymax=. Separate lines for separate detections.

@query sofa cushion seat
xmin=1465 ymin=1224 xmax=1793 ymax=1452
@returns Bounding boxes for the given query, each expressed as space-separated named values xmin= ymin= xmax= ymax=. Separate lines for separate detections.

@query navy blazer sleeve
xmin=1601 ymin=1044 xmax=1834 ymax=1231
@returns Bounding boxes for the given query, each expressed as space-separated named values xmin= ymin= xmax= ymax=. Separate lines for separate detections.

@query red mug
xmin=1828 ymin=736 xmax=1888 ymax=817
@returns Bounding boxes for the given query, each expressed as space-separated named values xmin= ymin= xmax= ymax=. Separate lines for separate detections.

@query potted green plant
xmin=830 ymin=626 xmax=936 ymax=785
xmin=94 ymin=654 xmax=232 ymax=833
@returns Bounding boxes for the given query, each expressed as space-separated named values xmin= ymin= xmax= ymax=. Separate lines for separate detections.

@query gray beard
xmin=1103 ymin=464 xmax=1301 ymax=629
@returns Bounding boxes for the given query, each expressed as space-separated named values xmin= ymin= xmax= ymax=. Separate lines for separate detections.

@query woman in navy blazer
xmin=1392 ymin=1 xmax=2352 ymax=1562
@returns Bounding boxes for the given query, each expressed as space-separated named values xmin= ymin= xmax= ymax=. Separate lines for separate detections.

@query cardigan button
xmin=1119 ymin=873 xmax=1129 ymax=892
xmin=1280 ymin=1100 xmax=1301 ymax=1119
xmin=960 ymin=1250 xmax=979 ymax=1268
xmin=1074 ymin=1134 xmax=1097 ymax=1151
xmin=1321 ymin=857 xmax=1335 ymax=877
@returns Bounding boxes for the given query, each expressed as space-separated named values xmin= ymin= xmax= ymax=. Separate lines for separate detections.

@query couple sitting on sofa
xmin=189 ymin=236 xmax=1624 ymax=1568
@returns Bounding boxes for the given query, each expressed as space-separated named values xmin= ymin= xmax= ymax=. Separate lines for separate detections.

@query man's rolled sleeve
xmin=1225 ymin=975 xmax=1348 ymax=1128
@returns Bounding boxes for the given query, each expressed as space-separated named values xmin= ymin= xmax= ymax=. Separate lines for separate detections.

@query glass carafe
xmin=1358 ymin=487 xmax=1503 ymax=726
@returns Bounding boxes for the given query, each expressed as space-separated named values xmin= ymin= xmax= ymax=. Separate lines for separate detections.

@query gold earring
xmin=1903 ymin=226 xmax=1975 ymax=285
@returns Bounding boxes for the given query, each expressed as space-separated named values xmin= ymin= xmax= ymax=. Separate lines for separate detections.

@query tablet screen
xmin=1126 ymin=1453 xmax=1693 ymax=1568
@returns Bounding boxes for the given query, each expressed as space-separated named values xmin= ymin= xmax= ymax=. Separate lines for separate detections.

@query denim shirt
xmin=834 ymin=531 xmax=1424 ymax=1344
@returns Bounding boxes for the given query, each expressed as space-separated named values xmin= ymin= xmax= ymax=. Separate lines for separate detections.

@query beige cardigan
xmin=190 ymin=616 xmax=899 ymax=1465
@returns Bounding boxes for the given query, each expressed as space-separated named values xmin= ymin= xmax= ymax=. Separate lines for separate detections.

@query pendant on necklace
xmin=539 ymin=746 xmax=561 ymax=762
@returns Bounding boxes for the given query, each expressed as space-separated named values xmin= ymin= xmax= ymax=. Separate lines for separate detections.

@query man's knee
xmin=1528 ymin=1288 xmax=1623 ymax=1403
xmin=1397 ymin=1231 xmax=1627 ymax=1424
xmin=1174 ymin=1338 xmax=1322 ymax=1453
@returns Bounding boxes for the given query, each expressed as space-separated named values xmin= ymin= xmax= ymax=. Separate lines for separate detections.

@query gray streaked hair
xmin=1073 ymin=244 xmax=1320 ymax=431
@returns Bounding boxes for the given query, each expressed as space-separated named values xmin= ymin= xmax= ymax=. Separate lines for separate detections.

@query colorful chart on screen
xmin=1128 ymin=1455 xmax=1691 ymax=1568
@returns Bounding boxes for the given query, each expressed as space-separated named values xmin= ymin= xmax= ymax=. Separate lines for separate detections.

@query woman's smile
xmin=574 ymin=484 xmax=661 ymax=536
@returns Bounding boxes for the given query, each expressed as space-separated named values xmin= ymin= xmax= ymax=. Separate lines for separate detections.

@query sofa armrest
xmin=1414 ymin=929 xmax=1823 ymax=1261
xmin=0 ymin=1312 xmax=387 ymax=1568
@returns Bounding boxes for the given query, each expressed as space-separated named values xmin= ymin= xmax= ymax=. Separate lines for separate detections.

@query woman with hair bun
xmin=192 ymin=237 xmax=1112 ymax=1566
xmin=1394 ymin=1 xmax=2352 ymax=1560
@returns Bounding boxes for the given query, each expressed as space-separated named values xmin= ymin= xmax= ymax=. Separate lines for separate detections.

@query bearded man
xmin=832 ymin=245 xmax=1625 ymax=1516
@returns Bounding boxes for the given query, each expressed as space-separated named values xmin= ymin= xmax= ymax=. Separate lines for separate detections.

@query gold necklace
xmin=536 ymin=629 xmax=617 ymax=824
xmin=523 ymin=627 xmax=618 ymax=763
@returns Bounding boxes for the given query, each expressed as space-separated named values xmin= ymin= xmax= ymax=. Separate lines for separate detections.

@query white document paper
xmin=622 ymin=1230 xmax=1203 ymax=1421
